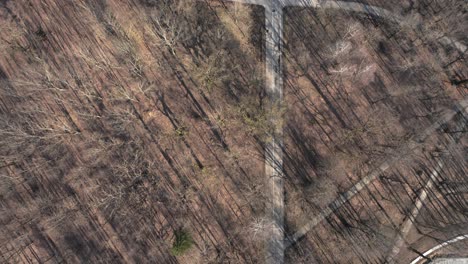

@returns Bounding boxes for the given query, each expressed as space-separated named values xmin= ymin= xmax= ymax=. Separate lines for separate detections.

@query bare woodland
xmin=282 ymin=0 xmax=467 ymax=263
xmin=0 ymin=0 xmax=467 ymax=263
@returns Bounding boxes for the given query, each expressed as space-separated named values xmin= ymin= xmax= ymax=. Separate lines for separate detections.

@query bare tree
xmin=147 ymin=1 xmax=188 ymax=56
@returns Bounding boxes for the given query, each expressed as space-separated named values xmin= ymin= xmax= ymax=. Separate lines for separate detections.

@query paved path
xmin=210 ymin=0 xmax=467 ymax=262
xmin=410 ymin=235 xmax=468 ymax=264
xmin=386 ymin=160 xmax=445 ymax=263
xmin=264 ymin=3 xmax=285 ymax=263
xmin=286 ymin=98 xmax=468 ymax=247
xmin=386 ymin=116 xmax=467 ymax=263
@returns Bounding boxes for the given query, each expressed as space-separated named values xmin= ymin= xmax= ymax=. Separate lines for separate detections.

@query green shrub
xmin=175 ymin=127 xmax=188 ymax=137
xmin=170 ymin=229 xmax=193 ymax=256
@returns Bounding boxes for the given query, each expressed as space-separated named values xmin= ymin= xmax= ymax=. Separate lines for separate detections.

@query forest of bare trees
xmin=0 ymin=0 xmax=467 ymax=263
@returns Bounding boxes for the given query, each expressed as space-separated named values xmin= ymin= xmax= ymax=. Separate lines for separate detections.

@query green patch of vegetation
xmin=236 ymin=99 xmax=285 ymax=143
xmin=175 ymin=126 xmax=188 ymax=137
xmin=194 ymin=51 xmax=230 ymax=93
xmin=170 ymin=229 xmax=193 ymax=256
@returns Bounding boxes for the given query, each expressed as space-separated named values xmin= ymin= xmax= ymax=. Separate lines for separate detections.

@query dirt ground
xmin=0 ymin=0 xmax=466 ymax=263
xmin=0 ymin=0 xmax=268 ymax=263
xmin=282 ymin=3 xmax=467 ymax=263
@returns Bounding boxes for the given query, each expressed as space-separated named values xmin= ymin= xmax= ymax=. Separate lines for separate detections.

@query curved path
xmin=385 ymin=115 xmax=467 ymax=263
xmin=284 ymin=0 xmax=468 ymax=246
xmin=210 ymin=0 xmax=467 ymax=263
xmin=409 ymin=235 xmax=468 ymax=264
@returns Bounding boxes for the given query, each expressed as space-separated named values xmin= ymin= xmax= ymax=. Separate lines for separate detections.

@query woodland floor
xmin=0 ymin=0 xmax=467 ymax=263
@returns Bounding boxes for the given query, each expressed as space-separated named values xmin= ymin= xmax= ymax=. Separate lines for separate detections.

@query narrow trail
xmin=387 ymin=160 xmax=445 ymax=263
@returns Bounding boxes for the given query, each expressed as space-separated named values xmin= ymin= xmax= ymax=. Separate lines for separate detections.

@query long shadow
xmin=282 ymin=12 xmax=350 ymax=128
